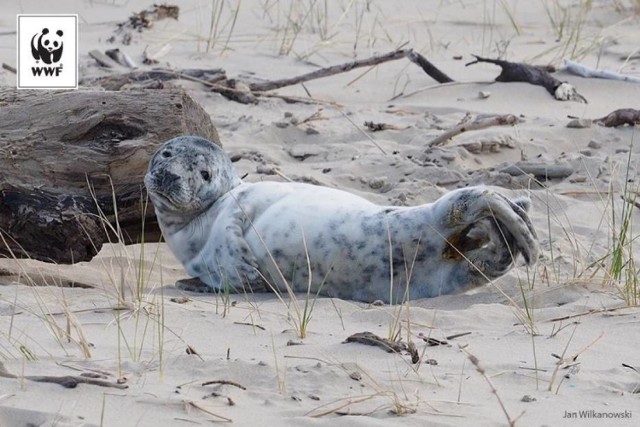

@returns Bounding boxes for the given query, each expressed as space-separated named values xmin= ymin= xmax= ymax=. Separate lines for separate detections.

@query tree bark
xmin=0 ymin=88 xmax=219 ymax=263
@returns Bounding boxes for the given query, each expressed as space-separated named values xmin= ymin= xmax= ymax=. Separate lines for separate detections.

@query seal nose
xmin=158 ymin=171 xmax=180 ymax=187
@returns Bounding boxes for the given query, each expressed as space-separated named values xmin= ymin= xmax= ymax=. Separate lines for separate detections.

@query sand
xmin=1 ymin=0 xmax=639 ymax=425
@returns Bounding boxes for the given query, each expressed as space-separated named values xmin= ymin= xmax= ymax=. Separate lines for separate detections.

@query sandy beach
xmin=1 ymin=1 xmax=639 ymax=425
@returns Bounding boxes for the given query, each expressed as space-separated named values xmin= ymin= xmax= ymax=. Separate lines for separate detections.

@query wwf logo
xmin=31 ymin=28 xmax=64 ymax=64
xmin=17 ymin=14 xmax=78 ymax=89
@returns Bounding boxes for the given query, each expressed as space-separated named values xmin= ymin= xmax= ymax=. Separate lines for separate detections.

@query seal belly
xmin=241 ymin=183 xmax=438 ymax=301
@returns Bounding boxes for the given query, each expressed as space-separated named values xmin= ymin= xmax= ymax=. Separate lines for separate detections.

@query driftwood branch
xmin=88 ymin=48 xmax=452 ymax=104
xmin=467 ymin=55 xmax=587 ymax=103
xmin=594 ymin=108 xmax=640 ymax=127
xmin=427 ymin=114 xmax=519 ymax=146
xmin=500 ymin=161 xmax=574 ymax=180
xmin=84 ymin=68 xmax=227 ymax=91
xmin=343 ymin=331 xmax=407 ymax=353
xmin=249 ymin=49 xmax=409 ymax=92
xmin=0 ymin=362 xmax=127 ymax=389
xmin=248 ymin=49 xmax=453 ymax=92
xmin=564 ymin=59 xmax=640 ymax=84
xmin=0 ymin=88 xmax=219 ymax=263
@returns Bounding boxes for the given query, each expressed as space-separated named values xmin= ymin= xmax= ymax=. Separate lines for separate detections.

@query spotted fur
xmin=145 ymin=136 xmax=539 ymax=303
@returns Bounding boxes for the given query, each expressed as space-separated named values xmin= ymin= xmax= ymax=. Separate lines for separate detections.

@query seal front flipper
xmin=195 ymin=204 xmax=267 ymax=293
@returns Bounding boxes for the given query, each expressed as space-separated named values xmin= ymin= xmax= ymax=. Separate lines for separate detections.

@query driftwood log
xmin=0 ymin=88 xmax=219 ymax=263
xmin=466 ymin=55 xmax=587 ymax=103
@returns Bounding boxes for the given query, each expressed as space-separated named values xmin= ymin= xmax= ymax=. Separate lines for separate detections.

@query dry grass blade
xmin=459 ymin=347 xmax=522 ymax=426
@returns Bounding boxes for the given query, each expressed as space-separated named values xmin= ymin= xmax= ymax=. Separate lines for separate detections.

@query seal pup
xmin=145 ymin=136 xmax=538 ymax=303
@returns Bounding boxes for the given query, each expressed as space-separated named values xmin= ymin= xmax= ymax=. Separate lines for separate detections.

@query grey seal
xmin=144 ymin=136 xmax=538 ymax=303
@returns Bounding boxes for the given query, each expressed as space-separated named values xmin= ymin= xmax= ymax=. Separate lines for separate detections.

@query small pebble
xmin=587 ymin=140 xmax=602 ymax=149
xmin=615 ymin=148 xmax=629 ymax=154
xmin=478 ymin=90 xmax=491 ymax=99
xmin=566 ymin=118 xmax=592 ymax=128
xmin=441 ymin=153 xmax=457 ymax=161
xmin=424 ymin=359 xmax=438 ymax=365
xmin=349 ymin=371 xmax=362 ymax=381
xmin=368 ymin=177 xmax=386 ymax=190
xmin=305 ymin=127 xmax=319 ymax=135
xmin=284 ymin=112 xmax=293 ymax=118
xmin=579 ymin=149 xmax=592 ymax=157
xmin=521 ymin=395 xmax=537 ymax=403
xmin=274 ymin=121 xmax=289 ymax=128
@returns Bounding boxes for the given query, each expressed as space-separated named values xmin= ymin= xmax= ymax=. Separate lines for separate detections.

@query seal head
xmin=145 ymin=136 xmax=241 ymax=230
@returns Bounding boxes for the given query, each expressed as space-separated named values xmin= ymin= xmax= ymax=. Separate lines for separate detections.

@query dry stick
xmin=544 ymin=306 xmax=627 ymax=323
xmin=407 ymin=50 xmax=454 ymax=83
xmin=548 ymin=331 xmax=604 ymax=394
xmin=201 ymin=379 xmax=247 ymax=390
xmin=249 ymin=48 xmax=453 ymax=92
xmin=338 ymin=109 xmax=387 ymax=155
xmin=459 ymin=347 xmax=520 ymax=427
xmin=2 ymin=63 xmax=16 ymax=74
xmin=0 ymin=362 xmax=127 ymax=390
xmin=88 ymin=49 xmax=128 ymax=71
xmin=233 ymin=321 xmax=266 ymax=330
xmin=427 ymin=114 xmax=519 ymax=147
xmin=185 ymin=401 xmax=232 ymax=423
xmin=343 ymin=331 xmax=407 ymax=353
xmin=249 ymin=49 xmax=408 ymax=92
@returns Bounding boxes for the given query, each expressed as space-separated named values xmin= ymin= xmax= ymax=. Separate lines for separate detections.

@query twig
xmin=2 ymin=63 xmax=16 ymax=74
xmin=548 ymin=329 xmax=604 ymax=394
xmin=407 ymin=50 xmax=454 ymax=83
xmin=338 ymin=109 xmax=387 ymax=155
xmin=544 ymin=306 xmax=627 ymax=322
xmin=0 ymin=362 xmax=127 ymax=389
xmin=185 ymin=401 xmax=232 ymax=422
xmin=88 ymin=49 xmax=128 ymax=70
xmin=422 ymin=331 xmax=472 ymax=346
xmin=459 ymin=347 xmax=520 ymax=427
xmin=233 ymin=321 xmax=266 ymax=330
xmin=202 ymin=379 xmax=247 ymax=390
xmin=427 ymin=114 xmax=519 ymax=146
xmin=622 ymin=195 xmax=640 ymax=210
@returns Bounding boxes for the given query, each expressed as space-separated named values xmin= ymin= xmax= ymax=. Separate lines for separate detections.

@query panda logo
xmin=31 ymin=28 xmax=64 ymax=64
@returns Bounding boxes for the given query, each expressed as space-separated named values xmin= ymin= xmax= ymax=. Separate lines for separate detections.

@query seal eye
xmin=162 ymin=150 xmax=171 ymax=158
xmin=200 ymin=171 xmax=210 ymax=182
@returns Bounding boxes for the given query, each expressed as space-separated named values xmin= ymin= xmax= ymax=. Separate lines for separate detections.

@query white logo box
xmin=17 ymin=14 xmax=78 ymax=89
